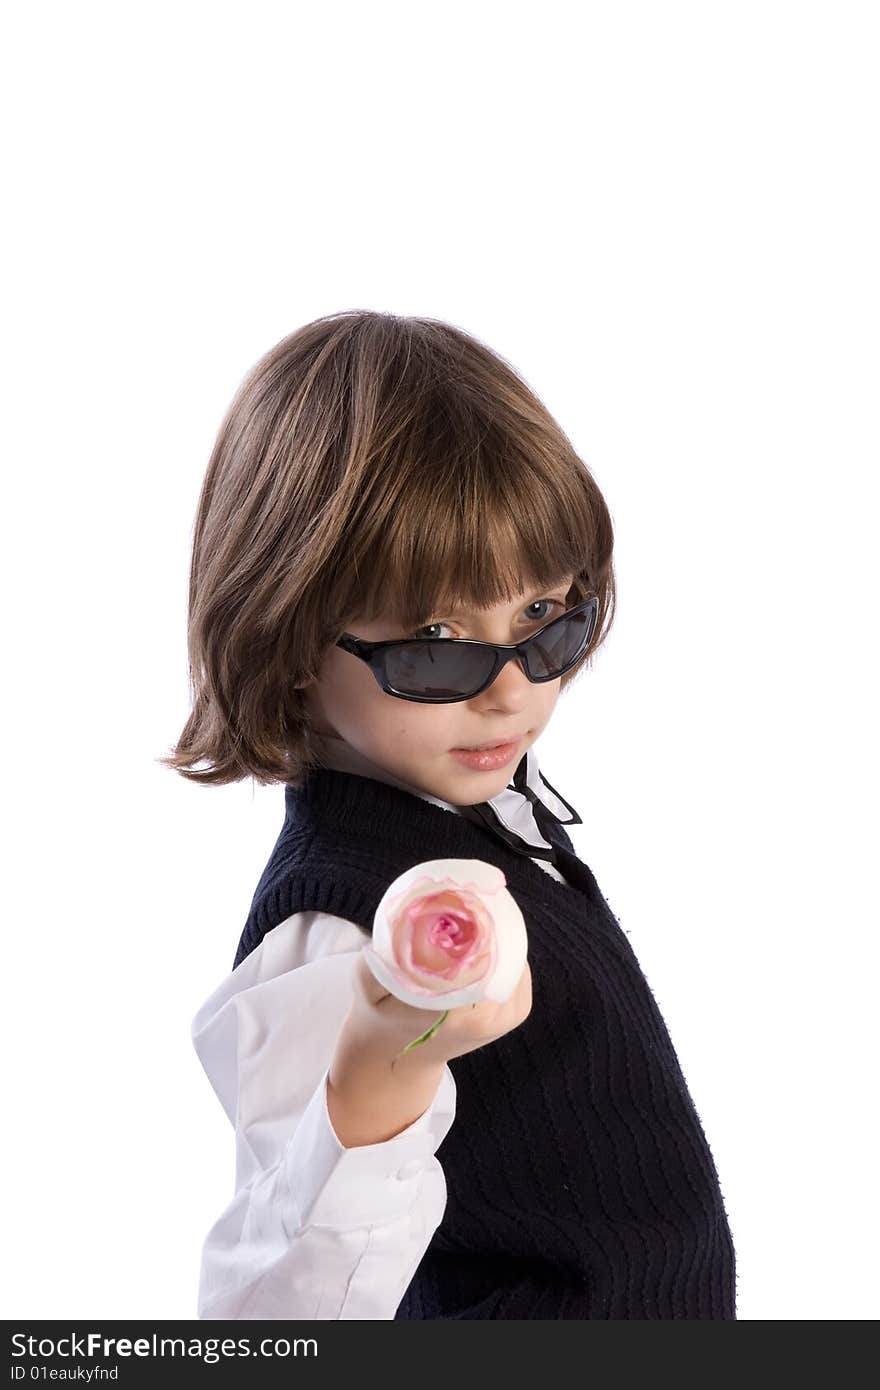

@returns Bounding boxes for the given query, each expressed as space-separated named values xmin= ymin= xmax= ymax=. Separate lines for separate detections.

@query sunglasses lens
xmin=383 ymin=641 xmax=498 ymax=700
xmin=381 ymin=602 xmax=596 ymax=700
xmin=524 ymin=604 xmax=594 ymax=679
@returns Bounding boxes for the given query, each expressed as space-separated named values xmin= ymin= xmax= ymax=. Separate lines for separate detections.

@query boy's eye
xmin=410 ymin=598 xmax=560 ymax=641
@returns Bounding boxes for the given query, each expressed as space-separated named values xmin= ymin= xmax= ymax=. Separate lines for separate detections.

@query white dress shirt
xmin=191 ymin=736 xmax=570 ymax=1319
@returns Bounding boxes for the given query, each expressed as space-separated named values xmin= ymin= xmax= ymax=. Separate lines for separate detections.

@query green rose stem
xmin=400 ymin=1009 xmax=450 ymax=1054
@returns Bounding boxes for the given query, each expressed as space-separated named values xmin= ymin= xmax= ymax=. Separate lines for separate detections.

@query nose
xmin=470 ymin=649 xmax=532 ymax=706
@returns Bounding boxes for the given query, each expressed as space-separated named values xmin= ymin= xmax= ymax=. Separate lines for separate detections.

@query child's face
xmin=304 ymin=577 xmax=575 ymax=806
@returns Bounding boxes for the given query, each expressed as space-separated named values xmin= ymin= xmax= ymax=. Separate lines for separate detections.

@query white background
xmin=2 ymin=0 xmax=877 ymax=1322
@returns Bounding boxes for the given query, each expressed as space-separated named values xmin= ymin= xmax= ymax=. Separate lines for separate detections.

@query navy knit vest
xmin=234 ymin=768 xmax=737 ymax=1320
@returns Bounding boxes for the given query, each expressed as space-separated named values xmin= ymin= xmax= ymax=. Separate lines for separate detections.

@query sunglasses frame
xmin=334 ymin=594 xmax=600 ymax=704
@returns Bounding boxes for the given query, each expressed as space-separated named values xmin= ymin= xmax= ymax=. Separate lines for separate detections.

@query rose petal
xmin=366 ymin=858 xmax=529 ymax=1011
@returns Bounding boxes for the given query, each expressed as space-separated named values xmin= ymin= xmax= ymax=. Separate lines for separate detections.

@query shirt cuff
xmin=282 ymin=1062 xmax=456 ymax=1231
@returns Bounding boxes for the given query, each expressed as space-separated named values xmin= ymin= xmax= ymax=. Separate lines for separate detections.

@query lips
xmin=455 ymin=736 xmax=523 ymax=751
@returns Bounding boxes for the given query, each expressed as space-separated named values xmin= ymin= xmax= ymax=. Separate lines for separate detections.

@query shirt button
xmin=396 ymin=1159 xmax=423 ymax=1181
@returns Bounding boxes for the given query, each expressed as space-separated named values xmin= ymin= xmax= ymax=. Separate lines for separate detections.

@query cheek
xmin=322 ymin=648 xmax=378 ymax=709
xmin=307 ymin=649 xmax=385 ymax=736
xmin=320 ymin=657 xmax=457 ymax=750
xmin=535 ymin=679 xmax=562 ymax=721
xmin=381 ymin=704 xmax=460 ymax=751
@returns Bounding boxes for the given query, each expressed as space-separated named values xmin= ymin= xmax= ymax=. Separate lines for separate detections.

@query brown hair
xmin=159 ymin=310 xmax=617 ymax=788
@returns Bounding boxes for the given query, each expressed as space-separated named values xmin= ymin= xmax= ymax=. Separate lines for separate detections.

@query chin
xmin=448 ymin=767 xmax=511 ymax=795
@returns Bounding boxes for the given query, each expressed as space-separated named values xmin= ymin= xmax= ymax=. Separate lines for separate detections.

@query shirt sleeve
xmin=191 ymin=911 xmax=456 ymax=1320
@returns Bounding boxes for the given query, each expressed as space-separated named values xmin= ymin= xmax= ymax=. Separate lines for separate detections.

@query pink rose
xmin=362 ymin=858 xmax=528 ymax=1052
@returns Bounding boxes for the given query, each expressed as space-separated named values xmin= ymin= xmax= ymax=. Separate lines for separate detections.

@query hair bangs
xmin=340 ymin=448 xmax=596 ymax=635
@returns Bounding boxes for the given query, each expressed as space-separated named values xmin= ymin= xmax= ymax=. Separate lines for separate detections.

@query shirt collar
xmin=306 ymin=732 xmax=581 ymax=861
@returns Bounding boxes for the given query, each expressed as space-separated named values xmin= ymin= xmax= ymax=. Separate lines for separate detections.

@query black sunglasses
xmin=334 ymin=595 xmax=599 ymax=704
